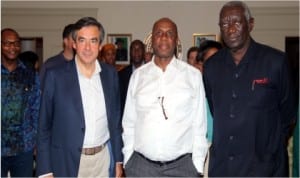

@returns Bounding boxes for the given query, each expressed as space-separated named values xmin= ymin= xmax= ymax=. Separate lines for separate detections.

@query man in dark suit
xmin=36 ymin=17 xmax=123 ymax=177
xmin=118 ymin=39 xmax=145 ymax=116
xmin=203 ymin=1 xmax=297 ymax=177
xmin=39 ymin=23 xmax=75 ymax=87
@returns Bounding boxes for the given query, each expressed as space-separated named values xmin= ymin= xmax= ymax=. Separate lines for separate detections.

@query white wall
xmin=2 ymin=1 xmax=299 ymax=62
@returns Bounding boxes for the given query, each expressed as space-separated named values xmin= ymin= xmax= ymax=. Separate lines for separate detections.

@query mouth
xmin=227 ymin=35 xmax=239 ymax=42
xmin=8 ymin=51 xmax=18 ymax=57
xmin=158 ymin=44 xmax=169 ymax=51
xmin=83 ymin=52 xmax=93 ymax=57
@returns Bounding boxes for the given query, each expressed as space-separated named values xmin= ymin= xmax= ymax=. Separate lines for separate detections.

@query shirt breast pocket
xmin=249 ymin=84 xmax=277 ymax=108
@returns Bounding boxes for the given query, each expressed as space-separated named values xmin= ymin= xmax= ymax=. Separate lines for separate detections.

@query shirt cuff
xmin=38 ymin=173 xmax=53 ymax=178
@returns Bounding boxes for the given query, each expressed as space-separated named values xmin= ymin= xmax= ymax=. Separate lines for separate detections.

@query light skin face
xmin=73 ymin=25 xmax=101 ymax=71
xmin=1 ymin=30 xmax=21 ymax=68
xmin=152 ymin=18 xmax=178 ymax=70
xmin=219 ymin=5 xmax=254 ymax=63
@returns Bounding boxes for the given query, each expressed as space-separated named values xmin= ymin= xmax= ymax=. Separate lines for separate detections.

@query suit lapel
xmin=66 ymin=60 xmax=85 ymax=126
xmin=99 ymin=63 xmax=111 ymax=120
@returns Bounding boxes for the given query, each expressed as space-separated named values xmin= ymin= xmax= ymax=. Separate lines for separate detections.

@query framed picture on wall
xmin=107 ymin=34 xmax=132 ymax=65
xmin=193 ymin=33 xmax=217 ymax=47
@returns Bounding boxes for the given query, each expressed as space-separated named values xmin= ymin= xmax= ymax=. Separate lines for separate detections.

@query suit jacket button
xmin=78 ymin=148 xmax=82 ymax=152
xmin=81 ymin=128 xmax=85 ymax=132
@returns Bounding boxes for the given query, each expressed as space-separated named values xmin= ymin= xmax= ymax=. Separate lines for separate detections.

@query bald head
xmin=152 ymin=17 xmax=178 ymax=37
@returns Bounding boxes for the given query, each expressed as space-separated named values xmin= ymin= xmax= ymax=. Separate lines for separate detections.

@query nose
xmin=84 ymin=41 xmax=91 ymax=50
xmin=227 ymin=23 xmax=237 ymax=33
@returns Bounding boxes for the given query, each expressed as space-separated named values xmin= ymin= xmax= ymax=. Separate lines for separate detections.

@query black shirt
xmin=203 ymin=39 xmax=296 ymax=177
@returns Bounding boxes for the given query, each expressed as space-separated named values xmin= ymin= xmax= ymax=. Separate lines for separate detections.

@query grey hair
xmin=72 ymin=17 xmax=105 ymax=43
xmin=221 ymin=1 xmax=252 ymax=22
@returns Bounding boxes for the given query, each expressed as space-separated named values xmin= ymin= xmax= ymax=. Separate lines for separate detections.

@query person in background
xmin=99 ymin=43 xmax=116 ymax=66
xmin=195 ymin=39 xmax=223 ymax=177
xmin=186 ymin=46 xmax=199 ymax=69
xmin=203 ymin=1 xmax=297 ymax=176
xmin=122 ymin=17 xmax=207 ymax=177
xmin=19 ymin=50 xmax=41 ymax=176
xmin=118 ymin=39 xmax=145 ymax=116
xmin=98 ymin=43 xmax=118 ymax=178
xmin=19 ymin=50 xmax=40 ymax=71
xmin=39 ymin=23 xmax=75 ymax=86
xmin=144 ymin=50 xmax=153 ymax=63
xmin=36 ymin=17 xmax=123 ymax=177
xmin=196 ymin=40 xmax=223 ymax=73
xmin=1 ymin=28 xmax=41 ymax=177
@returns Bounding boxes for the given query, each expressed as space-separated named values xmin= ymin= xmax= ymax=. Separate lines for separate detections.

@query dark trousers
xmin=125 ymin=151 xmax=201 ymax=177
xmin=1 ymin=150 xmax=34 ymax=177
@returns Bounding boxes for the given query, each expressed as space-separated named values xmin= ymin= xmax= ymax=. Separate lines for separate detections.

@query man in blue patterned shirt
xmin=1 ymin=28 xmax=41 ymax=177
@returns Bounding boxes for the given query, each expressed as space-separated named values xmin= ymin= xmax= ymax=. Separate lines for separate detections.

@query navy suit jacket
xmin=37 ymin=60 xmax=123 ymax=177
xmin=118 ymin=65 xmax=133 ymax=116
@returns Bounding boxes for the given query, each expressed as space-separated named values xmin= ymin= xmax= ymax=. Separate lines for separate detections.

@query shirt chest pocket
xmin=249 ymin=84 xmax=277 ymax=108
xmin=135 ymin=88 xmax=195 ymax=114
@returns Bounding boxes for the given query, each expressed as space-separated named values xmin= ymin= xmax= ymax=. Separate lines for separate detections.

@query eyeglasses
xmin=1 ymin=41 xmax=21 ymax=47
xmin=158 ymin=96 xmax=168 ymax=120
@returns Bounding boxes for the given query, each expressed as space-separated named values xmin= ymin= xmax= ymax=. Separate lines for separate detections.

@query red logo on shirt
xmin=252 ymin=77 xmax=269 ymax=90
xmin=253 ymin=78 xmax=269 ymax=84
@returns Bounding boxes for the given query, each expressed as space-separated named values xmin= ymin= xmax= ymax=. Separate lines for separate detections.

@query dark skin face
xmin=1 ymin=30 xmax=21 ymax=71
xmin=130 ymin=41 xmax=145 ymax=67
xmin=102 ymin=48 xmax=116 ymax=65
xmin=152 ymin=18 xmax=178 ymax=69
xmin=219 ymin=5 xmax=254 ymax=64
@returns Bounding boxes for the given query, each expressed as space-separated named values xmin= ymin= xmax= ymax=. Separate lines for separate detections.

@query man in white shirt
xmin=122 ymin=17 xmax=208 ymax=177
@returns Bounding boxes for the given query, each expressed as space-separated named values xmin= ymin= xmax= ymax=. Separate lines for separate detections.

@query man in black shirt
xmin=203 ymin=1 xmax=297 ymax=177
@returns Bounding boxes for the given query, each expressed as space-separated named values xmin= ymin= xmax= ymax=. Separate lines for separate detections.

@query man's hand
xmin=115 ymin=163 xmax=124 ymax=178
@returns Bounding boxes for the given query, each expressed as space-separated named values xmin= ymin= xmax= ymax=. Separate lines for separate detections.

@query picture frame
xmin=107 ymin=33 xmax=132 ymax=65
xmin=193 ymin=33 xmax=217 ymax=47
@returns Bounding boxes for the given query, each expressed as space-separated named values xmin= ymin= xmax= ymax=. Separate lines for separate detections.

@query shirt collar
xmin=225 ymin=38 xmax=256 ymax=66
xmin=75 ymin=55 xmax=101 ymax=77
xmin=1 ymin=59 xmax=26 ymax=73
xmin=151 ymin=55 xmax=179 ymax=72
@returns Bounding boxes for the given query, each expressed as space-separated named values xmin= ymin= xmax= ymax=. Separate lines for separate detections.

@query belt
xmin=82 ymin=143 xmax=106 ymax=155
xmin=136 ymin=152 xmax=191 ymax=166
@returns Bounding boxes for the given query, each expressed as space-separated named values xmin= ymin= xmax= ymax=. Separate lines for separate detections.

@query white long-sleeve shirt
xmin=122 ymin=56 xmax=208 ymax=173
xmin=76 ymin=57 xmax=109 ymax=148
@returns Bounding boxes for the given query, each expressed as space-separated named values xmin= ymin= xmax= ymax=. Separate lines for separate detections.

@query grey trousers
xmin=125 ymin=151 xmax=201 ymax=177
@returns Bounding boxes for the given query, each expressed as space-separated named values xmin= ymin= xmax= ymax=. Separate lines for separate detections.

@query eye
xmin=234 ymin=21 xmax=242 ymax=27
xmin=166 ymin=31 xmax=175 ymax=38
xmin=1 ymin=41 xmax=21 ymax=47
xmin=78 ymin=38 xmax=85 ymax=43
xmin=154 ymin=31 xmax=163 ymax=38
xmin=220 ymin=23 xmax=229 ymax=29
xmin=91 ymin=39 xmax=99 ymax=44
